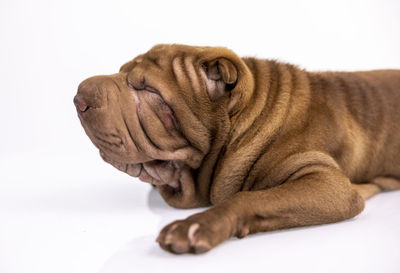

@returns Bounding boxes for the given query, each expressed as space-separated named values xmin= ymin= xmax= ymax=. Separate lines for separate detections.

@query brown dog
xmin=74 ymin=44 xmax=400 ymax=254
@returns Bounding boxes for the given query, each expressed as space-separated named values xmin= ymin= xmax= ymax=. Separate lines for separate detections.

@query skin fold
xmin=74 ymin=44 xmax=400 ymax=254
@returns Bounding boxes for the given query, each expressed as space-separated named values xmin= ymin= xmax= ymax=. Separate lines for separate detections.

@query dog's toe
xmin=157 ymin=220 xmax=213 ymax=254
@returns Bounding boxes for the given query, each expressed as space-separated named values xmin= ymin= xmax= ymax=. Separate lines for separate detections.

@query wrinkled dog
xmin=74 ymin=44 xmax=400 ymax=254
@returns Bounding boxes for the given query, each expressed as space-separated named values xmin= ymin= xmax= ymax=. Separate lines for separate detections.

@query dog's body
xmin=74 ymin=44 xmax=400 ymax=254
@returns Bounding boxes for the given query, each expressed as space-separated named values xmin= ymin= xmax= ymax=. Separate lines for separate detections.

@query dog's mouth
xmin=100 ymin=150 xmax=181 ymax=189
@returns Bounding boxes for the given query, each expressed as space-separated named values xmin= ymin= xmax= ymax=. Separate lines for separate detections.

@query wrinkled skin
xmin=75 ymin=44 xmax=400 ymax=254
xmin=74 ymin=45 xmax=241 ymax=208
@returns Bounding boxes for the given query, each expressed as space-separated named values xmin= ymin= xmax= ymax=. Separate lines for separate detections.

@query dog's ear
xmin=202 ymin=58 xmax=238 ymax=101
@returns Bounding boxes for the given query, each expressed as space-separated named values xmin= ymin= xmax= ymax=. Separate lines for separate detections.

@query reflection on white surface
xmin=0 ymin=153 xmax=399 ymax=273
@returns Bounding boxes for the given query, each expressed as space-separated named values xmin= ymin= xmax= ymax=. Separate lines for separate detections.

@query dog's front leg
xmin=157 ymin=165 xmax=365 ymax=254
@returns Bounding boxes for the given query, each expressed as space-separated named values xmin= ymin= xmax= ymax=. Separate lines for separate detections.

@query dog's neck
xmin=207 ymin=59 xmax=311 ymax=204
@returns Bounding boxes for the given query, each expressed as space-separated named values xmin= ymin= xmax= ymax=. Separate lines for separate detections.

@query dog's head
xmin=74 ymin=44 xmax=253 ymax=207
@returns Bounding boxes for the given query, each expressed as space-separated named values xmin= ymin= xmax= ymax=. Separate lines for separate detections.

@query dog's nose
xmin=73 ymin=94 xmax=88 ymax=112
xmin=75 ymin=76 xmax=108 ymax=112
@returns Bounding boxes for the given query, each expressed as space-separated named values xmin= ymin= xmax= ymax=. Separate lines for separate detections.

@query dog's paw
xmin=156 ymin=219 xmax=215 ymax=254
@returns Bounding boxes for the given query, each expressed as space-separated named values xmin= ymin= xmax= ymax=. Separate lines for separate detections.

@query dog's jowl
xmin=74 ymin=44 xmax=400 ymax=254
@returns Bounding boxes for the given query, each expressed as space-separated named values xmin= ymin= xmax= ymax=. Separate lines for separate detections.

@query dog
xmin=74 ymin=44 xmax=400 ymax=254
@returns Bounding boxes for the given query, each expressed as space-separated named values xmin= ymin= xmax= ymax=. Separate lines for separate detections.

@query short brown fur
xmin=74 ymin=44 xmax=400 ymax=254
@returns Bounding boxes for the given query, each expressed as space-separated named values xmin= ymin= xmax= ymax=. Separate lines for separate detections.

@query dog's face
xmin=74 ymin=44 xmax=251 ymax=207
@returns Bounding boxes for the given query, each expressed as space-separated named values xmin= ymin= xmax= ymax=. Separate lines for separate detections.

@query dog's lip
xmin=100 ymin=150 xmax=142 ymax=176
xmin=139 ymin=160 xmax=180 ymax=188
xmin=100 ymin=150 xmax=181 ymax=188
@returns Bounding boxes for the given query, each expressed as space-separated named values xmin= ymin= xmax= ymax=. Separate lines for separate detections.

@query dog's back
xmin=307 ymin=69 xmax=400 ymax=183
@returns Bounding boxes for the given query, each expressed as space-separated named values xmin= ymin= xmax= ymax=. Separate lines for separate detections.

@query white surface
xmin=1 ymin=0 xmax=400 ymax=272
xmin=1 ymin=153 xmax=400 ymax=273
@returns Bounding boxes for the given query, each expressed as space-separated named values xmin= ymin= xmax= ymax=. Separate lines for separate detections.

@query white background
xmin=1 ymin=0 xmax=400 ymax=272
